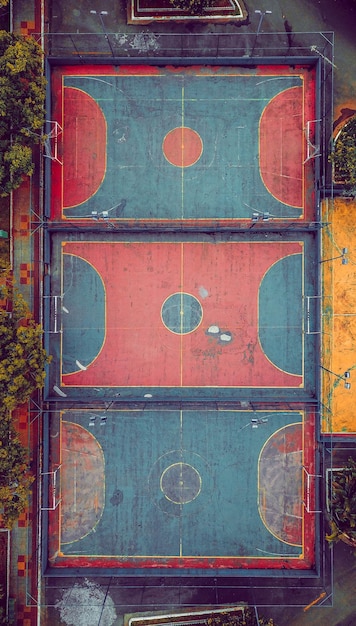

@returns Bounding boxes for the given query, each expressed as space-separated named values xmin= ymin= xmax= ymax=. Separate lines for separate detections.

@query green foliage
xmin=0 ymin=272 xmax=51 ymax=412
xmin=0 ymin=272 xmax=50 ymax=528
xmin=331 ymin=116 xmax=356 ymax=196
xmin=207 ymin=609 xmax=277 ymax=626
xmin=0 ymin=407 xmax=34 ymax=529
xmin=0 ymin=608 xmax=9 ymax=626
xmin=326 ymin=457 xmax=356 ymax=545
xmin=0 ymin=30 xmax=46 ymax=196
xmin=169 ymin=0 xmax=212 ymax=16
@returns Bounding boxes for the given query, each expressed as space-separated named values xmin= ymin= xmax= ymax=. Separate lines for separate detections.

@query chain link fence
xmin=39 ymin=30 xmax=334 ymax=64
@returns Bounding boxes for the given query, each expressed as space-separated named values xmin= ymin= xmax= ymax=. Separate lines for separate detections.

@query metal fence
xmin=41 ymin=30 xmax=334 ymax=203
xmin=39 ymin=30 xmax=334 ymax=64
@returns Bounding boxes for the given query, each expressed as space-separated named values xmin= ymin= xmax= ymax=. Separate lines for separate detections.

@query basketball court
xmin=43 ymin=63 xmax=320 ymax=574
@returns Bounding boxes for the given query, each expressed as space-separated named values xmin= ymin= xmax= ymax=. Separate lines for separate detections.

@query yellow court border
xmin=58 ymin=70 xmax=307 ymax=221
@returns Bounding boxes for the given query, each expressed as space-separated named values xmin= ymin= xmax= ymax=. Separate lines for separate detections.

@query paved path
xmin=7 ymin=1 xmax=356 ymax=624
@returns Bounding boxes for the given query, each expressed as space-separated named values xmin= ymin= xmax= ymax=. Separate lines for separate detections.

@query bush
xmin=207 ymin=608 xmax=278 ymax=626
xmin=331 ymin=116 xmax=356 ymax=196
xmin=169 ymin=0 xmax=212 ymax=16
xmin=326 ymin=456 xmax=356 ymax=546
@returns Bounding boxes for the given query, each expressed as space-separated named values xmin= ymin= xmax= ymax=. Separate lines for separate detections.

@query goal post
xmin=302 ymin=466 xmax=322 ymax=513
xmin=43 ymin=120 xmax=63 ymax=165
xmin=41 ymin=465 xmax=62 ymax=511
xmin=43 ymin=294 xmax=63 ymax=334
xmin=304 ymin=119 xmax=321 ymax=163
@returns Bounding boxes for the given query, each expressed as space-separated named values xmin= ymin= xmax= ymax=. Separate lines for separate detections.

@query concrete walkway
xmin=7 ymin=5 xmax=42 ymax=626
xmin=6 ymin=0 xmax=356 ymax=624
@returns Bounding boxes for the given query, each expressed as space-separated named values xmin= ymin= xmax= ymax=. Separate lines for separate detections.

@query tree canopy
xmin=0 ymin=273 xmax=50 ymax=527
xmin=0 ymin=272 xmax=51 ymax=411
xmin=0 ymin=407 xmax=34 ymax=529
xmin=0 ymin=30 xmax=46 ymax=197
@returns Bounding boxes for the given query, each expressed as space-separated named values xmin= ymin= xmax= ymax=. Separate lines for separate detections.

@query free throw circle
xmin=163 ymin=127 xmax=203 ymax=168
xmin=161 ymin=462 xmax=202 ymax=504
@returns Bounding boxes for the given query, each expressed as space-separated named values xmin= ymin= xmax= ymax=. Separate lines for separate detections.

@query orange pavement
xmin=321 ymin=197 xmax=356 ymax=434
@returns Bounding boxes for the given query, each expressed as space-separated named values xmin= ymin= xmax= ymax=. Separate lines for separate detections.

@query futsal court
xmin=46 ymin=407 xmax=316 ymax=570
xmin=50 ymin=64 xmax=316 ymax=224
xmin=43 ymin=63 xmax=320 ymax=573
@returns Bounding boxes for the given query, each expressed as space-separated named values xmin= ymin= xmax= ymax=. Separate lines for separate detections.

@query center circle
xmin=163 ymin=127 xmax=203 ymax=168
xmin=161 ymin=293 xmax=203 ymax=335
xmin=160 ymin=462 xmax=202 ymax=504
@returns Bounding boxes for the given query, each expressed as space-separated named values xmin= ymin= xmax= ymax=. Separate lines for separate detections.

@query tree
xmin=0 ymin=30 xmax=46 ymax=197
xmin=0 ymin=273 xmax=50 ymax=528
xmin=0 ymin=272 xmax=51 ymax=411
xmin=0 ymin=407 xmax=34 ymax=529
xmin=331 ymin=116 xmax=356 ymax=197
xmin=326 ymin=456 xmax=356 ymax=548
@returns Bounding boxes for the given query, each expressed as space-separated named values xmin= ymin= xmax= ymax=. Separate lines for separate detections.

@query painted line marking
xmin=73 ymin=461 xmax=77 ymax=513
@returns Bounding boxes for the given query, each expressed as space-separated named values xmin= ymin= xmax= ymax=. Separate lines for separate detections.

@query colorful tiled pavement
xmin=7 ymin=405 xmax=40 ymax=626
xmin=20 ymin=20 xmax=36 ymax=36
xmin=5 ymin=2 xmax=356 ymax=625
xmin=7 ymin=3 xmax=42 ymax=625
